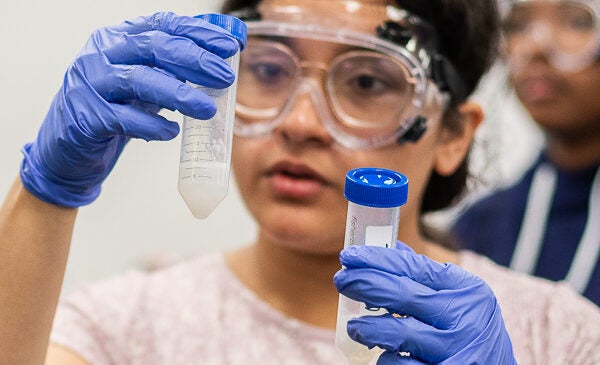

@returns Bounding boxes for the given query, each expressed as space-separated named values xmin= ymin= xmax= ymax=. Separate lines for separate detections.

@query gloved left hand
xmin=333 ymin=244 xmax=517 ymax=364
xmin=20 ymin=12 xmax=239 ymax=207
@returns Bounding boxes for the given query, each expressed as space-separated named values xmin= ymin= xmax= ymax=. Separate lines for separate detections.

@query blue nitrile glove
xmin=20 ymin=12 xmax=240 ymax=207
xmin=333 ymin=244 xmax=517 ymax=365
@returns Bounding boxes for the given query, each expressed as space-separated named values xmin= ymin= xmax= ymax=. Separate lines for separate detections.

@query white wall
xmin=0 ymin=0 xmax=257 ymax=294
xmin=0 ymin=1 xmax=543 ymax=294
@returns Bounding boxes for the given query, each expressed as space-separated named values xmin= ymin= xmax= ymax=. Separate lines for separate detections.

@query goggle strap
xmin=397 ymin=115 xmax=428 ymax=144
xmin=228 ymin=6 xmax=262 ymax=21
xmin=431 ymin=54 xmax=468 ymax=105
xmin=376 ymin=21 xmax=413 ymax=47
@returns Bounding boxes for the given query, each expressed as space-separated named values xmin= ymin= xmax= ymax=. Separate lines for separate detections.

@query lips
xmin=266 ymin=161 xmax=329 ymax=199
xmin=516 ymin=76 xmax=559 ymax=102
xmin=513 ymin=68 xmax=563 ymax=103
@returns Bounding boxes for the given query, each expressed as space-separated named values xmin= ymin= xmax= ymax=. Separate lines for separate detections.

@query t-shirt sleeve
xmin=543 ymin=283 xmax=600 ymax=364
xmin=50 ymin=270 xmax=148 ymax=365
xmin=460 ymin=251 xmax=600 ymax=364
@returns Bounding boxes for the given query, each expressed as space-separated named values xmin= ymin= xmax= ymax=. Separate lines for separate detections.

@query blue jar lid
xmin=344 ymin=168 xmax=409 ymax=208
xmin=195 ymin=13 xmax=248 ymax=50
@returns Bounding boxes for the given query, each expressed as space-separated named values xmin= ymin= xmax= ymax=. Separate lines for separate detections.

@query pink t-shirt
xmin=51 ymin=251 xmax=600 ymax=364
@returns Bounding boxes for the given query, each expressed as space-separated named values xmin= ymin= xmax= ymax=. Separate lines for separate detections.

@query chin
xmin=288 ymin=241 xmax=343 ymax=256
xmin=262 ymin=215 xmax=345 ymax=255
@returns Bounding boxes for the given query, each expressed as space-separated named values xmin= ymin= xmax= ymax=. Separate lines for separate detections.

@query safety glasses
xmin=502 ymin=0 xmax=600 ymax=72
xmin=234 ymin=20 xmax=453 ymax=149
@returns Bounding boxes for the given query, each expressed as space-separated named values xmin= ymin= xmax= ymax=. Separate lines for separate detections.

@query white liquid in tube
xmin=178 ymin=14 xmax=246 ymax=219
xmin=178 ymin=161 xmax=230 ymax=219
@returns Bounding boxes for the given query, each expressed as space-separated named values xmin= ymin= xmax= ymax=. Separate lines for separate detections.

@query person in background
xmin=451 ymin=0 xmax=600 ymax=306
xmin=0 ymin=1 xmax=598 ymax=364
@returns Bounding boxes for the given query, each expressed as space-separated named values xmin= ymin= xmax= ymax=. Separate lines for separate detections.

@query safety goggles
xmin=231 ymin=1 xmax=466 ymax=150
xmin=501 ymin=0 xmax=600 ymax=72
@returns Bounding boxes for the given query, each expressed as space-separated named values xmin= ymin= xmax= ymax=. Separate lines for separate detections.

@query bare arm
xmin=0 ymin=13 xmax=237 ymax=365
xmin=0 ymin=177 xmax=77 ymax=365
xmin=45 ymin=345 xmax=90 ymax=365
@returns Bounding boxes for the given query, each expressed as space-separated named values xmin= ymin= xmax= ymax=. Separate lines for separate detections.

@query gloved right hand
xmin=334 ymin=244 xmax=517 ymax=364
xmin=20 ymin=12 xmax=240 ymax=207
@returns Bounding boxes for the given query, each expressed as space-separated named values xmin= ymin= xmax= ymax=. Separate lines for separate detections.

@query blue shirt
xmin=452 ymin=153 xmax=600 ymax=306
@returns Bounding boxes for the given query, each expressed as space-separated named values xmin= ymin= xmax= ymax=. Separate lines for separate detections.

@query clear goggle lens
xmin=237 ymin=37 xmax=415 ymax=127
xmin=503 ymin=1 xmax=600 ymax=72
xmin=233 ymin=23 xmax=440 ymax=150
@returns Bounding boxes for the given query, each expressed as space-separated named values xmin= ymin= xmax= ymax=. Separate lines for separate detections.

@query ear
xmin=433 ymin=101 xmax=483 ymax=176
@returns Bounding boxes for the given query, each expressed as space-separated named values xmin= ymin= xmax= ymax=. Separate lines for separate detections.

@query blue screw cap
xmin=344 ymin=168 xmax=409 ymax=208
xmin=195 ymin=13 xmax=248 ymax=50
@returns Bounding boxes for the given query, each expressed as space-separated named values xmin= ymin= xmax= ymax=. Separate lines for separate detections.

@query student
xmin=452 ymin=0 xmax=600 ymax=306
xmin=0 ymin=1 xmax=598 ymax=364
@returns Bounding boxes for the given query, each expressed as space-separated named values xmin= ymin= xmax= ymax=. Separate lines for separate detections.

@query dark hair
xmin=222 ymin=0 xmax=500 ymax=214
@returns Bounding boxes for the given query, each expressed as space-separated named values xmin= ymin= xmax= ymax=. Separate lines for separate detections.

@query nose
xmin=506 ymin=23 xmax=556 ymax=72
xmin=274 ymin=80 xmax=335 ymax=148
xmin=510 ymin=22 xmax=555 ymax=58
xmin=529 ymin=22 xmax=556 ymax=53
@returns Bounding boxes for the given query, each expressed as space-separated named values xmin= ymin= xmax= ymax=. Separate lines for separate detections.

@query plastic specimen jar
xmin=335 ymin=167 xmax=409 ymax=365
xmin=178 ymin=14 xmax=247 ymax=219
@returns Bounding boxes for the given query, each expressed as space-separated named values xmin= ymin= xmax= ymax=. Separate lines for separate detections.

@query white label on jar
xmin=365 ymin=225 xmax=393 ymax=248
